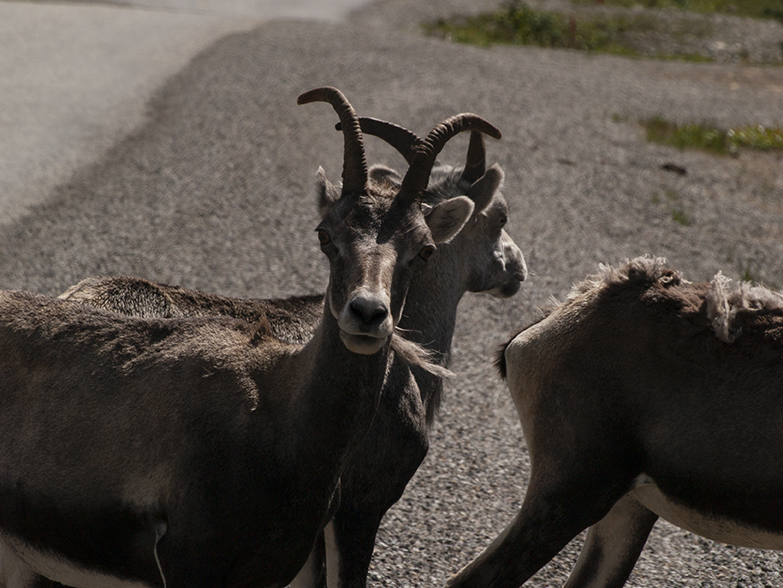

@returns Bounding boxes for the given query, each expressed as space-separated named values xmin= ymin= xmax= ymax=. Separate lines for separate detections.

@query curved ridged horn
xmin=336 ymin=117 xmax=421 ymax=165
xmin=298 ymin=87 xmax=368 ymax=195
xmin=400 ymin=114 xmax=501 ymax=205
xmin=461 ymin=131 xmax=486 ymax=184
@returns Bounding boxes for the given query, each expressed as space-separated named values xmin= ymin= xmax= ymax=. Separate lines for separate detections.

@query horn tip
xmin=297 ymin=92 xmax=315 ymax=106
xmin=297 ymin=86 xmax=340 ymax=106
xmin=469 ymin=115 xmax=502 ymax=140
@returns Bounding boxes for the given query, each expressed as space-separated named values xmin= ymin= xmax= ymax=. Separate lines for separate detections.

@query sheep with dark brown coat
xmin=59 ymin=116 xmax=526 ymax=588
xmin=0 ymin=87 xmax=495 ymax=588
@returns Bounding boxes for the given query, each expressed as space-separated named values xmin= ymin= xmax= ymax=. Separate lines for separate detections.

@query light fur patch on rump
xmin=706 ymin=272 xmax=783 ymax=343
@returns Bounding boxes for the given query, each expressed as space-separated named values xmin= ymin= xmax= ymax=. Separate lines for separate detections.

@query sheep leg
xmin=323 ymin=507 xmax=383 ymax=588
xmin=445 ymin=471 xmax=628 ymax=588
xmin=290 ymin=533 xmax=326 ymax=588
xmin=0 ymin=541 xmax=48 ymax=588
xmin=563 ymin=495 xmax=658 ymax=588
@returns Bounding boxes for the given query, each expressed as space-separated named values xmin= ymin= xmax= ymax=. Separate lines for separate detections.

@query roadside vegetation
xmin=573 ymin=0 xmax=783 ymax=23
xmin=422 ymin=0 xmax=783 ymax=63
xmin=642 ymin=117 xmax=783 ymax=155
xmin=423 ymin=2 xmax=642 ymax=56
xmin=422 ymin=2 xmax=684 ymax=58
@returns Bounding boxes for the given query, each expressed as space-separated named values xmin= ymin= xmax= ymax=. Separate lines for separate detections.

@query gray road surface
xmin=0 ymin=0 xmax=368 ymax=223
xmin=1 ymin=0 xmax=782 ymax=586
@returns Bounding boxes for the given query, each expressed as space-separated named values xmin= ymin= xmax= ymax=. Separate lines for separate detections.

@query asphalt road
xmin=1 ymin=0 xmax=782 ymax=586
xmin=0 ymin=0 xmax=367 ymax=223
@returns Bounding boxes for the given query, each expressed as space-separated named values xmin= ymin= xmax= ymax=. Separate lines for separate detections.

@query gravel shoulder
xmin=0 ymin=1 xmax=782 ymax=586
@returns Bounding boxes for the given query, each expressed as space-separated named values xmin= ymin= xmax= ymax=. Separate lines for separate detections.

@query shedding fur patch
xmin=566 ymin=255 xmax=782 ymax=344
xmin=706 ymin=272 xmax=783 ymax=343
xmin=567 ymin=256 xmax=681 ymax=300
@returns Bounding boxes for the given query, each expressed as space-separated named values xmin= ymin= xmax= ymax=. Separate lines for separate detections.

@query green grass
xmin=738 ymin=264 xmax=780 ymax=289
xmin=572 ymin=0 xmax=783 ymax=23
xmin=728 ymin=125 xmax=783 ymax=150
xmin=741 ymin=265 xmax=760 ymax=282
xmin=652 ymin=189 xmax=693 ymax=226
xmin=422 ymin=2 xmax=626 ymax=53
xmin=422 ymin=0 xmax=783 ymax=62
xmin=643 ymin=117 xmax=783 ymax=154
xmin=671 ymin=209 xmax=693 ymax=225
xmin=421 ymin=1 xmax=720 ymax=60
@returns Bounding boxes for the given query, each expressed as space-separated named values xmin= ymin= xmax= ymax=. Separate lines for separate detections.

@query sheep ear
xmin=467 ymin=164 xmax=504 ymax=216
xmin=316 ymin=166 xmax=341 ymax=218
xmin=425 ymin=196 xmax=474 ymax=244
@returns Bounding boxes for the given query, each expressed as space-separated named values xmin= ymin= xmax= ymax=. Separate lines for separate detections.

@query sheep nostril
xmin=350 ymin=298 xmax=389 ymax=328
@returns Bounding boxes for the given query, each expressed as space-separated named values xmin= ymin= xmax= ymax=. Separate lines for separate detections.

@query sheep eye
xmin=419 ymin=245 xmax=435 ymax=261
xmin=316 ymin=230 xmax=331 ymax=246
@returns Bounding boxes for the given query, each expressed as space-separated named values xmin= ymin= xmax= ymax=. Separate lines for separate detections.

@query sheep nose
xmin=349 ymin=296 xmax=389 ymax=329
xmin=515 ymin=259 xmax=528 ymax=282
